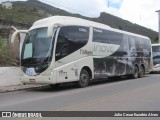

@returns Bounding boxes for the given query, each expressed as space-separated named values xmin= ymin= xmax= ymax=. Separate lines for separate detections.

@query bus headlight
xmin=51 ymin=72 xmax=54 ymax=75
xmin=41 ymin=72 xmax=51 ymax=76
xmin=41 ymin=70 xmax=56 ymax=76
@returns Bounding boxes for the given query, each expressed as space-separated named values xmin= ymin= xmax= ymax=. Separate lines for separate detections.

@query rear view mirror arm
xmin=11 ymin=30 xmax=28 ymax=43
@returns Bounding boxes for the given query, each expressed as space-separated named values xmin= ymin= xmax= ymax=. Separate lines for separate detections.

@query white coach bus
xmin=11 ymin=16 xmax=152 ymax=87
xmin=151 ymin=44 xmax=160 ymax=73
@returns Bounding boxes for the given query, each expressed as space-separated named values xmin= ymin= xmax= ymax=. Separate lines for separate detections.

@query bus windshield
xmin=152 ymin=46 xmax=160 ymax=65
xmin=21 ymin=27 xmax=57 ymax=76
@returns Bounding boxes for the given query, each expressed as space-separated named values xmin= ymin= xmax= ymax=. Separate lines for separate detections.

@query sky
xmin=1 ymin=0 xmax=159 ymax=32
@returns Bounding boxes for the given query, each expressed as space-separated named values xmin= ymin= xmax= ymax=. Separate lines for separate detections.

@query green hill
xmin=0 ymin=0 xmax=158 ymax=42
xmin=93 ymin=13 xmax=158 ymax=43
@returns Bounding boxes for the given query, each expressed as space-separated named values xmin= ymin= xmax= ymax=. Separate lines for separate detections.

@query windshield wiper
xmin=21 ymin=58 xmax=38 ymax=65
xmin=21 ymin=57 xmax=51 ymax=66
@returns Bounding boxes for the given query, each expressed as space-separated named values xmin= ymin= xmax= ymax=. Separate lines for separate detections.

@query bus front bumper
xmin=152 ymin=64 xmax=160 ymax=73
xmin=20 ymin=75 xmax=57 ymax=84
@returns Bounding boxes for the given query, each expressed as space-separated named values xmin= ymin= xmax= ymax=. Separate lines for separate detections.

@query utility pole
xmin=108 ymin=1 xmax=110 ymax=8
xmin=156 ymin=10 xmax=160 ymax=43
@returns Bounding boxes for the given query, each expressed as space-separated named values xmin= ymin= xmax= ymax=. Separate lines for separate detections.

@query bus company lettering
xmin=79 ymin=28 xmax=87 ymax=32
xmin=80 ymin=49 xmax=93 ymax=56
xmin=94 ymin=28 xmax=103 ymax=33
xmin=93 ymin=43 xmax=115 ymax=53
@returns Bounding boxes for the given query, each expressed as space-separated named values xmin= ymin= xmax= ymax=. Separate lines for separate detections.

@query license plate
xmin=30 ymin=79 xmax=35 ymax=83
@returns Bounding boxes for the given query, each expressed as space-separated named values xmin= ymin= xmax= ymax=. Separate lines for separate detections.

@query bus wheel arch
xmin=77 ymin=67 xmax=92 ymax=88
xmin=139 ymin=64 xmax=145 ymax=78
xmin=82 ymin=66 xmax=92 ymax=80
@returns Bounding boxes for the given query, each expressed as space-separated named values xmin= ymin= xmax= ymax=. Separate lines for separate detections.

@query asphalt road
xmin=0 ymin=74 xmax=160 ymax=119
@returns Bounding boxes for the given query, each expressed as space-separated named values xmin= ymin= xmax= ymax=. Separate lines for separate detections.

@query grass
xmin=0 ymin=6 xmax=47 ymax=24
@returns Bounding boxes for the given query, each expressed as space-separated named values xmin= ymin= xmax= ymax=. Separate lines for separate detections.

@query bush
xmin=0 ymin=36 xmax=18 ymax=66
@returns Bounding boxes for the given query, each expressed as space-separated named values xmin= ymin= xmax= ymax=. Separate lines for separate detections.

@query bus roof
xmin=31 ymin=16 xmax=110 ymax=29
xmin=31 ymin=16 xmax=150 ymax=40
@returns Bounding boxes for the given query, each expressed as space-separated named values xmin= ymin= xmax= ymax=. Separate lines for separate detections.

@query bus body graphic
xmin=11 ymin=16 xmax=152 ymax=87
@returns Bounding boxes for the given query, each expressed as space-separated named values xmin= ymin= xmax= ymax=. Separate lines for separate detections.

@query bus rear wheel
xmin=139 ymin=65 xmax=145 ymax=78
xmin=77 ymin=69 xmax=90 ymax=88
xmin=50 ymin=84 xmax=60 ymax=88
xmin=131 ymin=66 xmax=139 ymax=79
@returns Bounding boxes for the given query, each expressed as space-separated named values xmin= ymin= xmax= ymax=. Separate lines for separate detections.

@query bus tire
xmin=131 ymin=65 xmax=139 ymax=79
xmin=50 ymin=84 xmax=60 ymax=88
xmin=139 ymin=65 xmax=145 ymax=78
xmin=77 ymin=69 xmax=90 ymax=88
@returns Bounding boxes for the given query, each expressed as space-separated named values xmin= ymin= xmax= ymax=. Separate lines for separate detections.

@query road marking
xmin=20 ymin=81 xmax=160 ymax=120
xmin=57 ymin=82 xmax=160 ymax=111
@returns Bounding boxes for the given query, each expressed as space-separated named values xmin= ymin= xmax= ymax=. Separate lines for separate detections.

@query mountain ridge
xmin=0 ymin=0 xmax=158 ymax=42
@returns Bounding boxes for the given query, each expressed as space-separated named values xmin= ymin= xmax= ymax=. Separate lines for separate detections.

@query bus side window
xmin=61 ymin=43 xmax=69 ymax=56
xmin=55 ymin=26 xmax=89 ymax=61
xmin=128 ymin=36 xmax=137 ymax=57
xmin=55 ymin=35 xmax=69 ymax=60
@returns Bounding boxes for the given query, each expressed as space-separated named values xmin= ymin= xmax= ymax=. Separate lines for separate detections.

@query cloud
xmin=1 ymin=0 xmax=158 ymax=31
xmin=36 ymin=0 xmax=160 ymax=31
xmin=109 ymin=0 xmax=123 ymax=4
xmin=40 ymin=0 xmax=107 ymax=17
xmin=119 ymin=0 xmax=159 ymax=31
xmin=40 ymin=0 xmax=124 ymax=18
xmin=41 ymin=0 xmax=122 ymax=18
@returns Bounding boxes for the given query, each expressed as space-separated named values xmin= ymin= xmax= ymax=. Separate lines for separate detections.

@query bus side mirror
xmin=11 ymin=30 xmax=19 ymax=43
xmin=11 ymin=30 xmax=28 ymax=43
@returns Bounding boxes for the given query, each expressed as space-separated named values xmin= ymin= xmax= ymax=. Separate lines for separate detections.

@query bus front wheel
xmin=77 ymin=69 xmax=90 ymax=88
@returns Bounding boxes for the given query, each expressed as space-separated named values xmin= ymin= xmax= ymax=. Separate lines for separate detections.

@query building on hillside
xmin=2 ymin=1 xmax=12 ymax=9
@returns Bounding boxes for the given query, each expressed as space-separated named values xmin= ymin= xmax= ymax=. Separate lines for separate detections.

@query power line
xmin=41 ymin=0 xmax=97 ymax=17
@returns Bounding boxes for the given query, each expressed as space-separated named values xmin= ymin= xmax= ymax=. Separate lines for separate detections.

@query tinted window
xmin=152 ymin=46 xmax=160 ymax=52
xmin=56 ymin=26 xmax=89 ymax=61
xmin=21 ymin=27 xmax=57 ymax=76
xmin=138 ymin=38 xmax=151 ymax=57
xmin=93 ymin=28 xmax=123 ymax=45
xmin=152 ymin=46 xmax=160 ymax=63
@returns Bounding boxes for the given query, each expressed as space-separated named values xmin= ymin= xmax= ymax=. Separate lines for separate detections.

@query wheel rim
xmin=140 ymin=66 xmax=144 ymax=77
xmin=135 ymin=67 xmax=138 ymax=78
xmin=80 ymin=74 xmax=88 ymax=85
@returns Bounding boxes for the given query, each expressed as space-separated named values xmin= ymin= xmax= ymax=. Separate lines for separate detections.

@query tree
xmin=153 ymin=36 xmax=159 ymax=43
xmin=0 ymin=36 xmax=17 ymax=66
xmin=118 ymin=25 xmax=123 ymax=30
xmin=0 ymin=36 xmax=4 ymax=48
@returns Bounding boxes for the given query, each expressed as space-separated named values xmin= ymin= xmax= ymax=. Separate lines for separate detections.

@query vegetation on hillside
xmin=0 ymin=0 xmax=158 ymax=42
xmin=0 ymin=0 xmax=159 ymax=66
xmin=0 ymin=36 xmax=17 ymax=66
xmin=93 ymin=13 xmax=158 ymax=43
xmin=0 ymin=5 xmax=47 ymax=24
